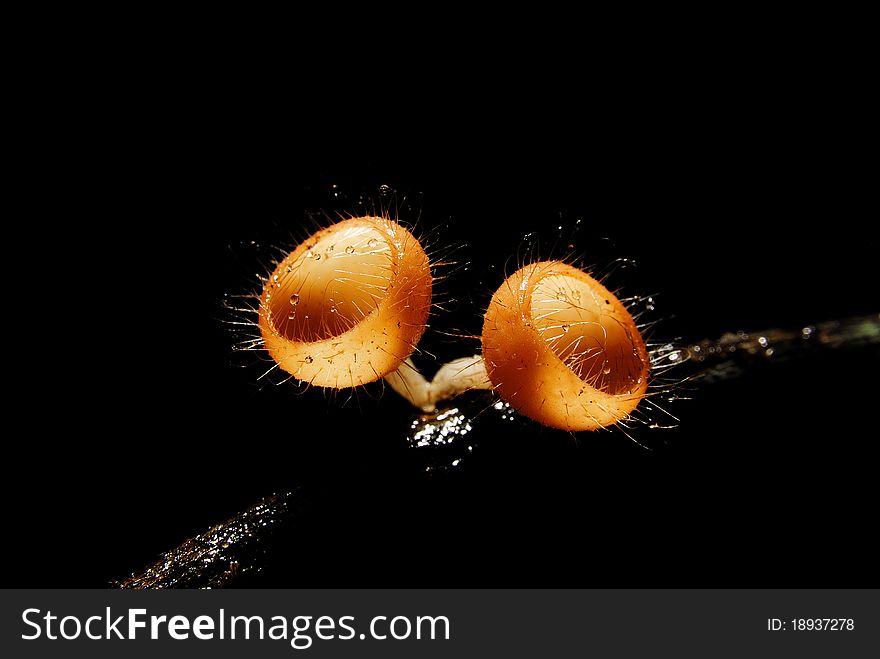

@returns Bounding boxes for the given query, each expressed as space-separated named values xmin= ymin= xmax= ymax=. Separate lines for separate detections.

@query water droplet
xmin=313 ymin=253 xmax=322 ymax=261
xmin=329 ymin=305 xmax=338 ymax=314
xmin=557 ymin=290 xmax=567 ymax=301
xmin=367 ymin=238 xmax=378 ymax=248
xmin=603 ymin=366 xmax=612 ymax=375
xmin=379 ymin=184 xmax=390 ymax=193
xmin=289 ymin=293 xmax=299 ymax=306
xmin=561 ymin=324 xmax=570 ymax=333
xmin=326 ymin=244 xmax=334 ymax=253
xmin=345 ymin=245 xmax=356 ymax=254
xmin=287 ymin=312 xmax=296 ymax=320
xmin=304 ymin=356 xmax=313 ymax=364
xmin=273 ymin=274 xmax=279 ymax=282
xmin=758 ymin=336 xmax=768 ymax=347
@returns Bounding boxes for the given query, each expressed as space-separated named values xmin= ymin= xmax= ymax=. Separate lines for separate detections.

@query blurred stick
xmin=662 ymin=313 xmax=880 ymax=384
xmin=114 ymin=491 xmax=294 ymax=589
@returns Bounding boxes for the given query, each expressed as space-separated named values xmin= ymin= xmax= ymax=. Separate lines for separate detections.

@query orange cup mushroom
xmin=258 ymin=216 xmax=432 ymax=388
xmin=481 ymin=261 xmax=649 ymax=431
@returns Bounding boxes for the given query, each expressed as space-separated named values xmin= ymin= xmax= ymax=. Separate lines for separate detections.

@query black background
xmin=10 ymin=55 xmax=878 ymax=588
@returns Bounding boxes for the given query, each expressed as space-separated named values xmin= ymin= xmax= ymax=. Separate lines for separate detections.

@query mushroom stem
xmin=385 ymin=356 xmax=491 ymax=412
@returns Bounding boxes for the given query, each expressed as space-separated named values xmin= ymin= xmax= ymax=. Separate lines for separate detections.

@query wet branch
xmin=116 ymin=313 xmax=879 ymax=589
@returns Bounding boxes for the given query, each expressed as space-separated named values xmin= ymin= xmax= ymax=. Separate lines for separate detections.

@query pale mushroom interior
xmin=531 ymin=273 xmax=644 ymax=396
xmin=268 ymin=224 xmax=391 ymax=342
